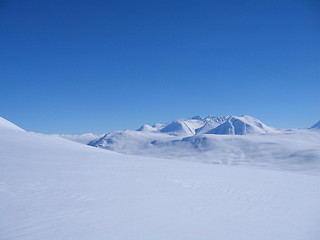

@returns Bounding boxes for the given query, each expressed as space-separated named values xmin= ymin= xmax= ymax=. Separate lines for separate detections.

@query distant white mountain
xmin=88 ymin=115 xmax=278 ymax=152
xmin=86 ymin=115 xmax=320 ymax=169
xmin=55 ymin=115 xmax=280 ymax=148
xmin=0 ymin=117 xmax=24 ymax=131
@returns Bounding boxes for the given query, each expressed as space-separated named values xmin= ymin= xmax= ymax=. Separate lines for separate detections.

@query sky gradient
xmin=1 ymin=0 xmax=319 ymax=133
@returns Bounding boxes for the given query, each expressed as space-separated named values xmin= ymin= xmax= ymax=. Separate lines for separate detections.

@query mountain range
xmin=137 ymin=115 xmax=278 ymax=136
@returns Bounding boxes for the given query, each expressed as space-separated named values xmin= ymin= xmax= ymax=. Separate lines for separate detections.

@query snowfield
xmin=1 ymin=118 xmax=320 ymax=240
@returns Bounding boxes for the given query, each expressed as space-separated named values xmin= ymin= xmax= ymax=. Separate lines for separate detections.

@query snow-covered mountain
xmin=1 ymin=116 xmax=320 ymax=240
xmin=87 ymin=114 xmax=279 ymax=155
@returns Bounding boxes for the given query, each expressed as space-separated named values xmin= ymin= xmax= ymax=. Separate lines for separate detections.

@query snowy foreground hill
xmin=1 ymin=116 xmax=320 ymax=240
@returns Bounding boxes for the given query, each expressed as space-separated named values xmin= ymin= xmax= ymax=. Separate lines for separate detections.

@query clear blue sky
xmin=1 ymin=0 xmax=319 ymax=133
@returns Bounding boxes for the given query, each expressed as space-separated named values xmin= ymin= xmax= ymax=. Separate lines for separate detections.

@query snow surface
xmin=1 ymin=117 xmax=320 ymax=240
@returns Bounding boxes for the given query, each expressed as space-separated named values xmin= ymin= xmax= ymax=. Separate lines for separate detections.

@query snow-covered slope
xmin=1 ymin=123 xmax=320 ymax=240
xmin=0 ymin=117 xmax=24 ymax=131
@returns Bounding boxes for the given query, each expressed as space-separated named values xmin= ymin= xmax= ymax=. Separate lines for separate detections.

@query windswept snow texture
xmin=1 ymin=123 xmax=320 ymax=240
